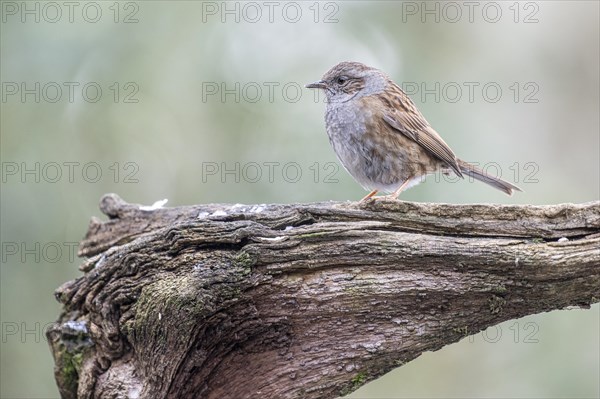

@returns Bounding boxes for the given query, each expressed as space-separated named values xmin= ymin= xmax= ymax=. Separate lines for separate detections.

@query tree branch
xmin=47 ymin=194 xmax=600 ymax=399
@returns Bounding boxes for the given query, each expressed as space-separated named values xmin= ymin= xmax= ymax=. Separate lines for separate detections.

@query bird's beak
xmin=305 ymin=80 xmax=327 ymax=89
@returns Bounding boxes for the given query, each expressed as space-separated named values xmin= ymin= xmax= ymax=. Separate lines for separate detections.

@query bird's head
xmin=306 ymin=61 xmax=389 ymax=103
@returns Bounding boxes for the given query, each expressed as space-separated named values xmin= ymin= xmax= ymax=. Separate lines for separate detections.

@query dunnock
xmin=306 ymin=61 xmax=521 ymax=201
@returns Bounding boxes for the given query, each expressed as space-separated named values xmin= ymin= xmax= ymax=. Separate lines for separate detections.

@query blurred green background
xmin=1 ymin=1 xmax=598 ymax=398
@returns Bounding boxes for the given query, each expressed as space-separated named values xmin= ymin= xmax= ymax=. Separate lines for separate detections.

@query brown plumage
xmin=306 ymin=61 xmax=521 ymax=201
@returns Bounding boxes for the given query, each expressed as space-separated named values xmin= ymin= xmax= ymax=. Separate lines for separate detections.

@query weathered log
xmin=47 ymin=194 xmax=600 ymax=398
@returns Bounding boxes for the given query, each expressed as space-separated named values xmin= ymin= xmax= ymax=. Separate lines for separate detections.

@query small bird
xmin=306 ymin=61 xmax=521 ymax=202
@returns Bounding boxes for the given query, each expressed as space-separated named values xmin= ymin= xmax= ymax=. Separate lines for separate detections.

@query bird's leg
xmin=381 ymin=180 xmax=411 ymax=200
xmin=359 ymin=190 xmax=378 ymax=203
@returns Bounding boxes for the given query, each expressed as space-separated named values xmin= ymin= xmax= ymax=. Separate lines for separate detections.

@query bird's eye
xmin=336 ymin=76 xmax=349 ymax=85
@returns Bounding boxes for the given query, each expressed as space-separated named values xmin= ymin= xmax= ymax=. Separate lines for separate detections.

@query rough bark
xmin=47 ymin=194 xmax=600 ymax=399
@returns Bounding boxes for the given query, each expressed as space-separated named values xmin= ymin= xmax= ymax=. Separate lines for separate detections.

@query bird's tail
xmin=457 ymin=159 xmax=522 ymax=196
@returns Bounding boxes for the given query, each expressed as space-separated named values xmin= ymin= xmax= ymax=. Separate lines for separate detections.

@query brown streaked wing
xmin=382 ymin=94 xmax=463 ymax=178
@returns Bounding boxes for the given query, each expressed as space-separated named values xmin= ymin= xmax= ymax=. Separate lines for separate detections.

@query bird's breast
xmin=324 ymin=99 xmax=392 ymax=190
xmin=324 ymin=99 xmax=380 ymax=147
xmin=322 ymin=96 xmax=429 ymax=192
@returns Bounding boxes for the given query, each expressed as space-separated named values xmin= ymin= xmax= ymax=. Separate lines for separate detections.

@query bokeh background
xmin=1 ymin=1 xmax=599 ymax=397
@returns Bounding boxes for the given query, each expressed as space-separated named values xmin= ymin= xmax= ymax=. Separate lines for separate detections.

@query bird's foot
xmin=359 ymin=190 xmax=379 ymax=203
